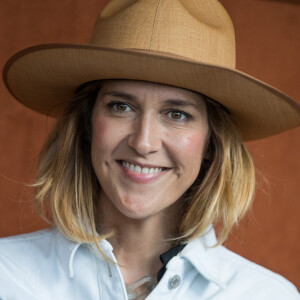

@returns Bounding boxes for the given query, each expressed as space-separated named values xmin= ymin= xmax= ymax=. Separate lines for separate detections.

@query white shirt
xmin=0 ymin=227 xmax=298 ymax=299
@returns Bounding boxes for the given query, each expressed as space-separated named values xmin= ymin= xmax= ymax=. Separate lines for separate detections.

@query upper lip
xmin=118 ymin=159 xmax=171 ymax=169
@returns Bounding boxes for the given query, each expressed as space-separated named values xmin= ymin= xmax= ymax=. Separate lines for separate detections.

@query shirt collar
xmin=55 ymin=229 xmax=82 ymax=278
xmin=55 ymin=225 xmax=227 ymax=287
xmin=180 ymin=225 xmax=227 ymax=289
xmin=55 ymin=229 xmax=113 ymax=278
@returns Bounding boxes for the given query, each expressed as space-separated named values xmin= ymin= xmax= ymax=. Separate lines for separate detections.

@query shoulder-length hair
xmin=34 ymin=80 xmax=255 ymax=254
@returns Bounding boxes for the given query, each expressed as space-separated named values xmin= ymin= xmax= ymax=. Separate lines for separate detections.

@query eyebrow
xmin=103 ymin=91 xmax=200 ymax=109
xmin=102 ymin=91 xmax=138 ymax=101
xmin=162 ymin=99 xmax=199 ymax=109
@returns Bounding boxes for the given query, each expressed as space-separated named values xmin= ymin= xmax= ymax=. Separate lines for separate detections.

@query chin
xmin=118 ymin=206 xmax=154 ymax=220
xmin=117 ymin=198 xmax=161 ymax=220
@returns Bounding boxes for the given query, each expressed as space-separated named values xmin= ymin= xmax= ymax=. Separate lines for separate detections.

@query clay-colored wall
xmin=0 ymin=0 xmax=299 ymax=289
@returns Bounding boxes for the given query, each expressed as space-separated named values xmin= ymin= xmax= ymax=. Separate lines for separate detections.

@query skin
xmin=91 ymin=80 xmax=209 ymax=284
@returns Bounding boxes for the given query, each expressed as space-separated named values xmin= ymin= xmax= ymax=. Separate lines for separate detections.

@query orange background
xmin=0 ymin=0 xmax=299 ymax=289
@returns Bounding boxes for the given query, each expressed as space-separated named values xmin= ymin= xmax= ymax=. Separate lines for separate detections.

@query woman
xmin=1 ymin=0 xmax=299 ymax=299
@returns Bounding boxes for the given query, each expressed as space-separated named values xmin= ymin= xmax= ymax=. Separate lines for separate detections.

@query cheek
xmin=177 ymin=132 xmax=206 ymax=154
xmin=91 ymin=119 xmax=107 ymax=175
xmin=91 ymin=116 xmax=125 ymax=171
xmin=92 ymin=118 xmax=110 ymax=149
xmin=91 ymin=116 xmax=130 ymax=160
xmin=170 ymin=130 xmax=207 ymax=171
xmin=184 ymin=134 xmax=205 ymax=149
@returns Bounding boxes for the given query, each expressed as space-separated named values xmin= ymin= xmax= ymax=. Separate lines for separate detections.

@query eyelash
xmin=106 ymin=101 xmax=193 ymax=123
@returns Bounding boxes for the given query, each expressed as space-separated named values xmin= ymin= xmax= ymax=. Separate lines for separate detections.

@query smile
xmin=120 ymin=160 xmax=166 ymax=174
xmin=117 ymin=160 xmax=170 ymax=184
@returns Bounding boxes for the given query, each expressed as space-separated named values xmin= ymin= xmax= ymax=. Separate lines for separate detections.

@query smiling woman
xmin=1 ymin=0 xmax=300 ymax=299
xmin=28 ymin=78 xmax=256 ymax=298
xmin=92 ymin=80 xmax=209 ymax=220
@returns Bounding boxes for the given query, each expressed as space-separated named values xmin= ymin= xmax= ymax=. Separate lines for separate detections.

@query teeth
xmin=121 ymin=161 xmax=164 ymax=174
xmin=135 ymin=165 xmax=141 ymax=173
xmin=141 ymin=167 xmax=148 ymax=174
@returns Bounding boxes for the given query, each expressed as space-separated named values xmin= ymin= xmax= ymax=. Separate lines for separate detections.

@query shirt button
xmin=169 ymin=275 xmax=181 ymax=289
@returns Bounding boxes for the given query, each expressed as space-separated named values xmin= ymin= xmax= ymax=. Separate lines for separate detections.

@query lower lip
xmin=118 ymin=162 xmax=169 ymax=184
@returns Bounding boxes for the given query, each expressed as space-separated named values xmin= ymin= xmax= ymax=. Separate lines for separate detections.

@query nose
xmin=127 ymin=114 xmax=162 ymax=156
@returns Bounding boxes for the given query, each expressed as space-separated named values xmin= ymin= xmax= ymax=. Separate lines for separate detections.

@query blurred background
xmin=0 ymin=0 xmax=299 ymax=289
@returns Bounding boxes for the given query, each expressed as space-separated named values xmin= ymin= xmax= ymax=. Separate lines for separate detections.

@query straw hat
xmin=3 ymin=0 xmax=300 ymax=141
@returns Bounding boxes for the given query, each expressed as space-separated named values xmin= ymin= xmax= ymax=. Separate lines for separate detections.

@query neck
xmin=97 ymin=191 xmax=180 ymax=284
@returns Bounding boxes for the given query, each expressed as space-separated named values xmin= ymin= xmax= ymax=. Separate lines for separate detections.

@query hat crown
xmin=90 ymin=0 xmax=236 ymax=68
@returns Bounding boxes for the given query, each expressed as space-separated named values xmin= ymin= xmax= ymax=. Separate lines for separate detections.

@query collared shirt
xmin=157 ymin=243 xmax=186 ymax=282
xmin=0 ymin=227 xmax=299 ymax=300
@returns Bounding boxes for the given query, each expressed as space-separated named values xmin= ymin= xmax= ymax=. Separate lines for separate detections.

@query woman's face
xmin=91 ymin=80 xmax=209 ymax=220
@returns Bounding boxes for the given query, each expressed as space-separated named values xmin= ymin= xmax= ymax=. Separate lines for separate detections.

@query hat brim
xmin=3 ymin=44 xmax=300 ymax=141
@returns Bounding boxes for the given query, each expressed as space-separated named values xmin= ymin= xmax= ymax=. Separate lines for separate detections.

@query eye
xmin=167 ymin=110 xmax=190 ymax=122
xmin=108 ymin=101 xmax=132 ymax=112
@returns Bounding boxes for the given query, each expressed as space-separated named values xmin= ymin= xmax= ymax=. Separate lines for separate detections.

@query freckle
xmin=185 ymin=135 xmax=198 ymax=143
xmin=183 ymin=135 xmax=204 ymax=150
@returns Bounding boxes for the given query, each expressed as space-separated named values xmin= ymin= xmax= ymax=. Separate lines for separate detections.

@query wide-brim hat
xmin=3 ymin=0 xmax=300 ymax=141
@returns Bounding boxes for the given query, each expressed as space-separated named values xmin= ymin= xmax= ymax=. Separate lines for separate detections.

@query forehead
xmin=99 ymin=79 xmax=206 ymax=105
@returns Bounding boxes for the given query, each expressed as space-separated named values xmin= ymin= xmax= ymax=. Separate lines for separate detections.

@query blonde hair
xmin=34 ymin=80 xmax=255 ymax=251
xmin=178 ymin=99 xmax=255 ymax=244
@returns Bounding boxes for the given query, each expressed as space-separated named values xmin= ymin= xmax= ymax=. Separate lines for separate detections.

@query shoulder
xmin=0 ymin=228 xmax=56 ymax=261
xmin=180 ymin=229 xmax=299 ymax=299
xmin=218 ymin=246 xmax=299 ymax=299
xmin=0 ymin=228 xmax=57 ymax=299
xmin=0 ymin=227 xmax=55 ymax=244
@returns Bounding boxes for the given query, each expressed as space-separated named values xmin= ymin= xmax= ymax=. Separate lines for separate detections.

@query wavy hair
xmin=33 ymin=80 xmax=255 ymax=253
